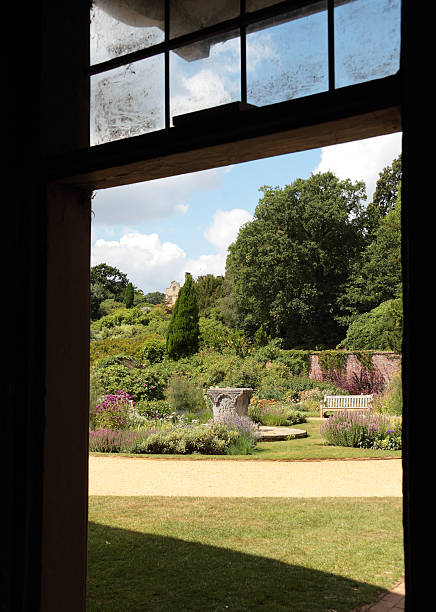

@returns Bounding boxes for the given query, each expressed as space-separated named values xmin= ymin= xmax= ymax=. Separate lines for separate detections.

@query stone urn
xmin=207 ymin=387 xmax=253 ymax=419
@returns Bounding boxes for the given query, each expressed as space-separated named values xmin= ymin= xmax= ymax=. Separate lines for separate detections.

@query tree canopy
xmin=339 ymin=183 xmax=402 ymax=324
xmin=226 ymin=172 xmax=368 ymax=348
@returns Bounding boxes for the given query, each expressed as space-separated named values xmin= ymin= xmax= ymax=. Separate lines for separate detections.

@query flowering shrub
xmin=89 ymin=428 xmax=141 ymax=453
xmin=90 ymin=390 xmax=133 ymax=430
xmin=248 ymin=397 xmax=306 ymax=426
xmin=88 ymin=415 xmax=260 ymax=455
xmin=320 ymin=410 xmax=402 ymax=450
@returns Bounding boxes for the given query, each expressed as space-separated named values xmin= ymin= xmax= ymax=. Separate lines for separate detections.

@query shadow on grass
xmin=87 ymin=521 xmax=387 ymax=612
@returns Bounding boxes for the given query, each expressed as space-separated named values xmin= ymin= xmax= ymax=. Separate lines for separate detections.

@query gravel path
xmin=89 ymin=455 xmax=402 ymax=498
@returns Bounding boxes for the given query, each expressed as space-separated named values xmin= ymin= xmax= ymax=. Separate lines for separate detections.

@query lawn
xmin=87 ymin=496 xmax=404 ymax=612
xmin=90 ymin=419 xmax=402 ymax=461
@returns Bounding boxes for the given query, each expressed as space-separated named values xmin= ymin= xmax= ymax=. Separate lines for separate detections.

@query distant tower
xmin=164 ymin=280 xmax=181 ymax=309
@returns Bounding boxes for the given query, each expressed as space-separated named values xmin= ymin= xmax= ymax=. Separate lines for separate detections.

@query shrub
xmin=141 ymin=336 xmax=166 ymax=363
xmin=338 ymin=298 xmax=403 ymax=351
xmin=90 ymin=390 xmax=133 ymax=430
xmin=248 ymin=397 xmax=306 ymax=426
xmin=321 ymin=365 xmax=385 ymax=396
xmin=199 ymin=316 xmax=234 ymax=352
xmin=135 ymin=399 xmax=173 ymax=420
xmin=133 ymin=422 xmax=240 ymax=455
xmin=165 ymin=373 xmax=206 ymax=413
xmin=320 ymin=410 xmax=402 ymax=449
xmin=89 ymin=428 xmax=140 ymax=453
xmin=373 ymin=370 xmax=402 ymax=416
xmin=94 ymin=364 xmax=165 ymax=402
xmin=90 ymin=335 xmax=148 ymax=363
xmin=91 ymin=306 xmax=150 ymax=331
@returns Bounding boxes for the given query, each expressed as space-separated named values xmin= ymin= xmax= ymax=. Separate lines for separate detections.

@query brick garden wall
xmin=309 ymin=352 xmax=401 ymax=388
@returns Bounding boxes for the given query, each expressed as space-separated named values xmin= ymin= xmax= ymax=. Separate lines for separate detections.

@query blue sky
xmin=91 ymin=133 xmax=402 ymax=294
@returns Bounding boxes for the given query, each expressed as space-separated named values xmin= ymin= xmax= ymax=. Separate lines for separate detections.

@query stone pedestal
xmin=207 ymin=387 xmax=253 ymax=419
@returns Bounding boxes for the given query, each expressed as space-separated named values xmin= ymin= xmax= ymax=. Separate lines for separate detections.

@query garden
xmin=89 ymin=297 xmax=402 ymax=460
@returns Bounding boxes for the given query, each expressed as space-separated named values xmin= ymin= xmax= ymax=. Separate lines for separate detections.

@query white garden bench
xmin=319 ymin=395 xmax=373 ymax=418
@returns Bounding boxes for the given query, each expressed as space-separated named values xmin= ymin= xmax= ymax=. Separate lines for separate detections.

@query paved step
xmin=258 ymin=426 xmax=307 ymax=442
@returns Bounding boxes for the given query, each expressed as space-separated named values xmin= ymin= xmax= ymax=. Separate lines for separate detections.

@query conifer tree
xmin=166 ymin=273 xmax=199 ymax=359
xmin=124 ymin=282 xmax=134 ymax=309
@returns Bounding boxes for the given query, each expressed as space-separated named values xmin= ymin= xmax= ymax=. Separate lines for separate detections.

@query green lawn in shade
xmin=87 ymin=496 xmax=404 ymax=612
xmin=90 ymin=420 xmax=402 ymax=461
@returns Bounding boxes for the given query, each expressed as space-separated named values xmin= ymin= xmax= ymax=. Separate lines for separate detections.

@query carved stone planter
xmin=207 ymin=387 xmax=253 ymax=419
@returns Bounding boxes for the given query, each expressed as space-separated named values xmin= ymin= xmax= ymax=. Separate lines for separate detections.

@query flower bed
xmin=320 ymin=410 xmax=402 ymax=450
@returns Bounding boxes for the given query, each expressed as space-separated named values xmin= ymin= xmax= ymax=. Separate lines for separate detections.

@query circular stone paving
xmin=258 ymin=426 xmax=307 ymax=442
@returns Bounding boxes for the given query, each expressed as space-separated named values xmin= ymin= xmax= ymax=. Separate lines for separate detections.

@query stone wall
xmin=309 ymin=352 xmax=401 ymax=387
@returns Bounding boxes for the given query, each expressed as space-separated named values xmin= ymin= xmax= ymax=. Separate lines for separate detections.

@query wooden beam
xmin=46 ymin=75 xmax=401 ymax=190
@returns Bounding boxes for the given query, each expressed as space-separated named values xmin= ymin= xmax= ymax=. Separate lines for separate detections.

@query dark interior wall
xmin=4 ymin=1 xmax=427 ymax=610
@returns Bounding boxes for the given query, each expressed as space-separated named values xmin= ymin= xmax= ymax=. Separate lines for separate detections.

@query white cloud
xmin=314 ymin=132 xmax=402 ymax=200
xmin=91 ymin=166 xmax=226 ymax=226
xmin=204 ymin=209 xmax=253 ymax=252
xmin=91 ymin=207 xmax=253 ymax=291
xmin=92 ymin=232 xmax=187 ymax=292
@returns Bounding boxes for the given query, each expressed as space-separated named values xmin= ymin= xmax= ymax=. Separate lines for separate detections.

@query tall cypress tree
xmin=124 ymin=282 xmax=134 ymax=308
xmin=166 ymin=273 xmax=199 ymax=359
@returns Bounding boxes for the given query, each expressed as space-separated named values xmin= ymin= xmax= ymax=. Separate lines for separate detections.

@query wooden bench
xmin=319 ymin=395 xmax=373 ymax=418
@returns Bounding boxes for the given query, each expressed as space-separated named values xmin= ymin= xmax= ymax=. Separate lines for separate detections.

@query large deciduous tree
xmin=225 ymin=172 xmax=367 ymax=348
xmin=166 ymin=273 xmax=200 ymax=359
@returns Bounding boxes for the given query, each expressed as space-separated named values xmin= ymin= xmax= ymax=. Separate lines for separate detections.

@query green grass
xmin=88 ymin=496 xmax=404 ymax=611
xmin=90 ymin=420 xmax=402 ymax=461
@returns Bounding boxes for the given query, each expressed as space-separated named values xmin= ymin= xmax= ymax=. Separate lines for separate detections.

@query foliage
xmin=338 ymin=299 xmax=403 ymax=351
xmin=373 ymin=370 xmax=402 ymax=416
xmin=99 ymin=298 xmax=125 ymax=317
xmin=134 ymin=399 xmax=173 ymax=420
xmin=364 ymin=154 xmax=402 ymax=240
xmin=318 ymin=350 xmax=346 ymax=373
xmin=90 ymin=323 xmax=150 ymax=341
xmin=141 ymin=335 xmax=166 ymax=364
xmin=90 ymin=263 xmax=129 ymax=319
xmin=124 ymin=282 xmax=134 ymax=308
xmin=226 ymin=172 xmax=367 ymax=348
xmin=90 ymin=335 xmax=148 ymax=363
xmin=321 ymin=364 xmax=386 ymax=396
xmin=166 ymin=273 xmax=200 ymax=359
xmin=320 ymin=411 xmax=402 ymax=450
xmin=198 ymin=315 xmax=234 ymax=351
xmin=89 ymin=428 xmax=140 ymax=453
xmin=165 ymin=373 xmax=206 ymax=413
xmin=90 ymin=390 xmax=134 ymax=430
xmin=93 ymin=363 xmax=165 ymax=402
xmin=339 ymin=185 xmax=402 ymax=323
xmin=144 ymin=291 xmax=165 ymax=305
xmin=90 ymin=263 xmax=129 ymax=299
xmin=194 ymin=274 xmax=224 ymax=314
xmin=248 ymin=397 xmax=307 ymax=426
xmin=91 ymin=306 xmax=150 ymax=331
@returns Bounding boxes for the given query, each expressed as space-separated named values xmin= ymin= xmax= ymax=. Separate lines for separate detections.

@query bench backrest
xmin=323 ymin=395 xmax=373 ymax=409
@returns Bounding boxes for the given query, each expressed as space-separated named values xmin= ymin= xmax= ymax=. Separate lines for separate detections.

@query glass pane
xmin=91 ymin=1 xmax=164 ymax=65
xmin=334 ymin=0 xmax=401 ymax=88
xmin=91 ymin=54 xmax=165 ymax=145
xmin=170 ymin=0 xmax=239 ymax=38
xmin=171 ymin=32 xmax=241 ymax=121
xmin=247 ymin=2 xmax=328 ymax=106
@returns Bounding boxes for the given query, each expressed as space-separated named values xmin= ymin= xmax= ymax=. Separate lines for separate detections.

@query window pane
xmin=91 ymin=1 xmax=164 ymax=65
xmin=334 ymin=0 xmax=401 ymax=88
xmin=170 ymin=0 xmax=239 ymax=38
xmin=91 ymin=55 xmax=165 ymax=145
xmin=171 ymin=32 xmax=241 ymax=121
xmin=247 ymin=3 xmax=328 ymax=106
